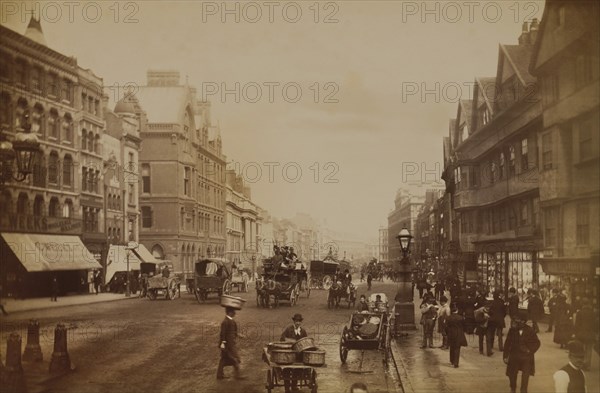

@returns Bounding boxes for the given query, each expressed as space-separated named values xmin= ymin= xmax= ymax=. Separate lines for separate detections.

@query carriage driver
xmin=342 ymin=269 xmax=352 ymax=287
xmin=281 ymin=314 xmax=308 ymax=392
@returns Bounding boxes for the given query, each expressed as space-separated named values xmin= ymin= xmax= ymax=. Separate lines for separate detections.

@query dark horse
xmin=257 ymin=278 xmax=283 ymax=308
xmin=328 ymin=282 xmax=357 ymax=309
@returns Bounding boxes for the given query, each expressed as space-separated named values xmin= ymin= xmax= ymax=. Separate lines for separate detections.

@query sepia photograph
xmin=0 ymin=1 xmax=598 ymax=392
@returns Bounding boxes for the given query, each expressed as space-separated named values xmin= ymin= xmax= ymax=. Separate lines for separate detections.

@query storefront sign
xmin=0 ymin=214 xmax=82 ymax=235
xmin=541 ymin=260 xmax=592 ymax=276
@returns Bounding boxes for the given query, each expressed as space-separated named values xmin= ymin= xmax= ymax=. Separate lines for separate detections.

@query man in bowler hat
xmin=503 ymin=310 xmax=541 ymax=393
xmin=280 ymin=314 xmax=308 ymax=392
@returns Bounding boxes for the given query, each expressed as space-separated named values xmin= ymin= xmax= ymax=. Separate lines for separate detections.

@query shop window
xmin=576 ymin=204 xmax=589 ymax=245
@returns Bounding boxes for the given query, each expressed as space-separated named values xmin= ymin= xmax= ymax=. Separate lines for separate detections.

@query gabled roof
xmin=500 ymin=44 xmax=536 ymax=85
xmin=474 ymin=77 xmax=497 ymax=113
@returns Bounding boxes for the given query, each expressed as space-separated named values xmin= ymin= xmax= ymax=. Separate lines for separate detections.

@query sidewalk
xmin=390 ymin=297 xmax=600 ymax=393
xmin=3 ymin=292 xmax=137 ymax=315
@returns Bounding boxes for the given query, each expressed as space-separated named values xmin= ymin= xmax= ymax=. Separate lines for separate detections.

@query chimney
xmin=518 ymin=21 xmax=530 ymax=45
xmin=529 ymin=18 xmax=540 ymax=44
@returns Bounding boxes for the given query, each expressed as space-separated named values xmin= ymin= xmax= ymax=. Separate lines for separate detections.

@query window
xmin=32 ymin=104 xmax=43 ymax=135
xmin=544 ymin=207 xmax=558 ymax=247
xmin=62 ymin=155 xmax=73 ymax=186
xmin=48 ymin=152 xmax=59 ymax=184
xmin=142 ymin=206 xmax=152 ymax=228
xmin=542 ymin=133 xmax=553 ymax=170
xmin=88 ymin=131 xmax=94 ymax=152
xmin=61 ymin=79 xmax=71 ymax=102
xmin=48 ymin=109 xmax=59 ymax=139
xmin=577 ymin=114 xmax=596 ymax=162
xmin=94 ymin=170 xmax=99 ymax=193
xmin=521 ymin=139 xmax=529 ymax=171
xmin=544 ymin=75 xmax=560 ymax=105
xmin=128 ymin=183 xmax=134 ymax=204
xmin=576 ymin=204 xmax=589 ymax=245
xmin=15 ymin=98 xmax=27 ymax=130
xmin=128 ymin=152 xmax=134 ymax=167
xmin=82 ymin=167 xmax=88 ymax=192
xmin=63 ymin=114 xmax=73 ymax=142
xmin=509 ymin=146 xmax=516 ymax=176
xmin=142 ymin=164 xmax=151 ymax=193
xmin=63 ymin=200 xmax=73 ymax=218
xmin=32 ymin=154 xmax=46 ymax=188
xmin=31 ymin=67 xmax=41 ymax=91
xmin=180 ymin=207 xmax=185 ymax=229
xmin=454 ymin=166 xmax=461 ymax=186
xmin=82 ymin=129 xmax=87 ymax=150
xmin=82 ymin=93 xmax=87 ymax=111
xmin=48 ymin=73 xmax=59 ymax=97
xmin=15 ymin=59 xmax=26 ymax=86
xmin=48 ymin=197 xmax=60 ymax=217
xmin=184 ymin=167 xmax=190 ymax=196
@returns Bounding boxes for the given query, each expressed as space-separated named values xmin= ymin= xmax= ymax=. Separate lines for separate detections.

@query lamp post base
xmin=394 ymin=302 xmax=416 ymax=335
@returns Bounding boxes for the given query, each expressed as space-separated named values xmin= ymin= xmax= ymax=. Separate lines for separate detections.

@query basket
xmin=292 ymin=337 xmax=316 ymax=352
xmin=268 ymin=342 xmax=294 ymax=351
xmin=303 ymin=349 xmax=326 ymax=366
xmin=271 ymin=349 xmax=297 ymax=365
xmin=220 ymin=295 xmax=246 ymax=309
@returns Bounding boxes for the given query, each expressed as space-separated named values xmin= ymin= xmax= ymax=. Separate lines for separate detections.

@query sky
xmin=1 ymin=0 xmax=545 ymax=241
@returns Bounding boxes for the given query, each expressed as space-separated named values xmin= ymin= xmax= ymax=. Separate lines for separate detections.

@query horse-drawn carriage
xmin=142 ymin=262 xmax=180 ymax=300
xmin=309 ymin=259 xmax=339 ymax=290
xmin=326 ymin=279 xmax=357 ymax=309
xmin=256 ymin=258 xmax=304 ymax=308
xmin=189 ymin=258 xmax=233 ymax=303
xmin=339 ymin=293 xmax=393 ymax=363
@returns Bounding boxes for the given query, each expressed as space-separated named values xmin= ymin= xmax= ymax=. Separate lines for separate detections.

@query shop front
xmin=1 ymin=233 xmax=102 ymax=298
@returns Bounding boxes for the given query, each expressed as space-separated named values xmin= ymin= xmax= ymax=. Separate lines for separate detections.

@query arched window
xmin=48 ymin=109 xmax=59 ymax=139
xmin=81 ymin=129 xmax=87 ymax=150
xmin=48 ymin=197 xmax=60 ymax=217
xmin=17 ymin=193 xmax=29 ymax=215
xmin=32 ymin=103 xmax=44 ymax=136
xmin=32 ymin=152 xmax=46 ymax=188
xmin=63 ymin=113 xmax=73 ymax=142
xmin=48 ymin=151 xmax=59 ymax=184
xmin=33 ymin=195 xmax=44 ymax=217
xmin=63 ymin=199 xmax=73 ymax=218
xmin=152 ymin=244 xmax=165 ymax=260
xmin=62 ymin=154 xmax=73 ymax=186
xmin=15 ymin=97 xmax=28 ymax=130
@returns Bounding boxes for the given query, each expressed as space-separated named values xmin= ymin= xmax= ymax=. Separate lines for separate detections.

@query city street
xmin=1 ymin=280 xmax=401 ymax=393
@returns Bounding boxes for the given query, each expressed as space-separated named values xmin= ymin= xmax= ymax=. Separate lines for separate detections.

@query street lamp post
xmin=125 ymin=241 xmax=138 ymax=297
xmin=0 ymin=112 xmax=41 ymax=185
xmin=394 ymin=227 xmax=416 ymax=334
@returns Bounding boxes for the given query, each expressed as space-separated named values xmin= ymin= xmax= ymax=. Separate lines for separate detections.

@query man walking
xmin=475 ymin=302 xmax=491 ymax=356
xmin=437 ymin=295 xmax=451 ymax=349
xmin=489 ymin=290 xmax=507 ymax=351
xmin=547 ymin=288 xmax=560 ymax=333
xmin=503 ymin=310 xmax=541 ymax=393
xmin=554 ymin=340 xmax=587 ymax=393
xmin=527 ymin=290 xmax=544 ymax=334
xmin=420 ymin=295 xmax=438 ymax=349
xmin=445 ymin=303 xmax=467 ymax=368
xmin=507 ymin=287 xmax=519 ymax=321
xmin=217 ymin=307 xmax=245 ymax=380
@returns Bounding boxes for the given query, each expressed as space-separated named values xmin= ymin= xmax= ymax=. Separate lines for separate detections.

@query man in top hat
xmin=217 ymin=307 xmax=246 ymax=380
xmin=281 ymin=313 xmax=308 ymax=341
xmin=554 ymin=340 xmax=587 ymax=393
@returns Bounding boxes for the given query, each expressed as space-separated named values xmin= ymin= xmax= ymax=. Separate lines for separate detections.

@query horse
xmin=256 ymin=278 xmax=283 ymax=308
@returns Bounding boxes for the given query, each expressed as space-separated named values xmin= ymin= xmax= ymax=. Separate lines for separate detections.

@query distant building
xmin=378 ymin=226 xmax=388 ymax=262
xmin=387 ymin=189 xmax=425 ymax=262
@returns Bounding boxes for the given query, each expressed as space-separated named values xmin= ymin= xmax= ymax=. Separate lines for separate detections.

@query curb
xmin=390 ymin=338 xmax=413 ymax=393
xmin=4 ymin=295 xmax=139 ymax=315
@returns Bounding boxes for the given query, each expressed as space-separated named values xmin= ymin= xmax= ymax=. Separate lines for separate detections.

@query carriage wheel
xmin=323 ymin=276 xmax=333 ymax=290
xmin=168 ymin=281 xmax=178 ymax=300
xmin=266 ymin=369 xmax=273 ymax=393
xmin=289 ymin=290 xmax=295 ymax=306
xmin=222 ymin=280 xmax=232 ymax=296
xmin=195 ymin=289 xmax=205 ymax=303
xmin=339 ymin=338 xmax=348 ymax=363
xmin=148 ymin=289 xmax=157 ymax=300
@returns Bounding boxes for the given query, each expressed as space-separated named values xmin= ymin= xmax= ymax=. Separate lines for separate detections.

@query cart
xmin=262 ymin=348 xmax=320 ymax=393
xmin=146 ymin=264 xmax=180 ymax=300
xmin=231 ymin=267 xmax=249 ymax=293
xmin=339 ymin=293 xmax=393 ymax=363
xmin=190 ymin=258 xmax=233 ymax=303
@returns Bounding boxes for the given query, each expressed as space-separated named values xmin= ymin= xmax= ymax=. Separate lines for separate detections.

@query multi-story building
xmin=378 ymin=226 xmax=388 ymax=263
xmin=0 ymin=17 xmax=102 ymax=297
xmin=387 ymin=189 xmax=425 ymax=262
xmin=530 ymin=1 xmax=599 ymax=304
xmin=136 ymin=70 xmax=226 ymax=274
xmin=225 ymin=169 xmax=260 ymax=273
xmin=449 ymin=22 xmax=544 ymax=297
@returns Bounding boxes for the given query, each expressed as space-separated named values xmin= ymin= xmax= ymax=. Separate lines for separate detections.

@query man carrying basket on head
xmin=217 ymin=303 xmax=247 ymax=380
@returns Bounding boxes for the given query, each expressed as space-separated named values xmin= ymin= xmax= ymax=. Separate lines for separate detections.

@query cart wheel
xmin=289 ymin=290 xmax=295 ymax=306
xmin=311 ymin=369 xmax=318 ymax=393
xmin=148 ymin=290 xmax=157 ymax=300
xmin=323 ymin=276 xmax=333 ymax=290
xmin=168 ymin=281 xmax=178 ymax=300
xmin=339 ymin=338 xmax=348 ymax=363
xmin=266 ymin=369 xmax=272 ymax=393
xmin=222 ymin=280 xmax=232 ymax=295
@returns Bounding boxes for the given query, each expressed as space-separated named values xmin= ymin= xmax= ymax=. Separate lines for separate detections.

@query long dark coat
xmin=503 ymin=325 xmax=540 ymax=376
xmin=445 ymin=313 xmax=468 ymax=347
xmin=553 ymin=301 xmax=572 ymax=345
xmin=220 ymin=317 xmax=240 ymax=366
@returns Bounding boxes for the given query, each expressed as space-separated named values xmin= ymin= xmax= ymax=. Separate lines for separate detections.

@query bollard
xmin=49 ymin=324 xmax=71 ymax=373
xmin=0 ymin=333 xmax=27 ymax=393
xmin=22 ymin=319 xmax=43 ymax=362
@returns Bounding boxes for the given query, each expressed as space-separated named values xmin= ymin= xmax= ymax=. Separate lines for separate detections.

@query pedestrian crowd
xmin=417 ymin=283 xmax=598 ymax=393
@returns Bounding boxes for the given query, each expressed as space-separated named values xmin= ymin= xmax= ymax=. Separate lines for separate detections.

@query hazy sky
xmin=1 ymin=0 xmax=545 ymax=240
